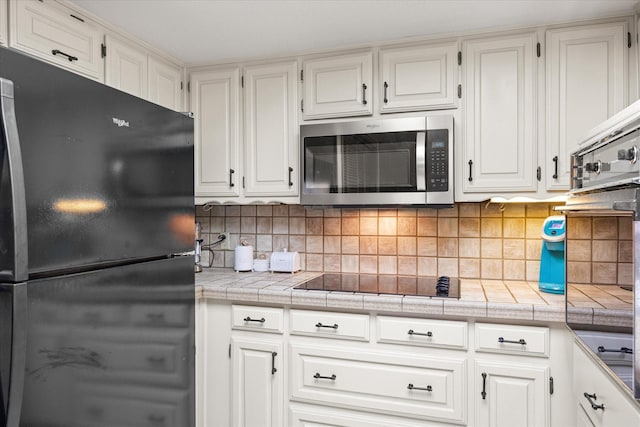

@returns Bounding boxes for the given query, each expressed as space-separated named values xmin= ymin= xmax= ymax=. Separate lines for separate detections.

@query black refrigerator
xmin=0 ymin=47 xmax=195 ymax=427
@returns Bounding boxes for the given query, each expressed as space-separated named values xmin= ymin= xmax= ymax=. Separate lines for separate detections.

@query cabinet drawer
xmin=377 ymin=316 xmax=467 ymax=349
xmin=77 ymin=384 xmax=189 ymax=427
xmin=290 ymin=343 xmax=466 ymax=423
xmin=10 ymin=0 xmax=104 ymax=81
xmin=475 ymin=323 xmax=549 ymax=357
xmin=232 ymin=305 xmax=284 ymax=334
xmin=76 ymin=329 xmax=190 ymax=386
xmin=289 ymin=403 xmax=445 ymax=427
xmin=290 ymin=309 xmax=369 ymax=341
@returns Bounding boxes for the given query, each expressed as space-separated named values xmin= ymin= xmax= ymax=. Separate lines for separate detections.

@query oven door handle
xmin=416 ymin=132 xmax=426 ymax=192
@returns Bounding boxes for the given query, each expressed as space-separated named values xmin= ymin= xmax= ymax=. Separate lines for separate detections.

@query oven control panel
xmin=572 ymin=129 xmax=640 ymax=191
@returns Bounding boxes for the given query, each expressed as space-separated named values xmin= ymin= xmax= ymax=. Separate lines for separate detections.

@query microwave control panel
xmin=427 ymin=131 xmax=449 ymax=192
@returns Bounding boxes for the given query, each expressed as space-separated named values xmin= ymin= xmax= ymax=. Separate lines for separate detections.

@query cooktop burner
xmin=294 ymin=274 xmax=459 ymax=298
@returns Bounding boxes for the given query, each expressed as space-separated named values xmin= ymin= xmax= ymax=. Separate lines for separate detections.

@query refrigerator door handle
xmin=0 ymin=78 xmax=28 ymax=282
xmin=1 ymin=283 xmax=27 ymax=427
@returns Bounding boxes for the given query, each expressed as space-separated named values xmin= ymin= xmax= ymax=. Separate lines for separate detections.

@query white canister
xmin=234 ymin=245 xmax=254 ymax=272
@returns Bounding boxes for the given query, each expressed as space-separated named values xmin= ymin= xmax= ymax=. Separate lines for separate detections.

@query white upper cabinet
xmin=546 ymin=21 xmax=627 ymax=191
xmin=148 ymin=55 xmax=183 ymax=111
xmin=379 ymin=41 xmax=458 ymax=113
xmin=243 ymin=61 xmax=298 ymax=197
xmin=0 ymin=0 xmax=7 ymax=46
xmin=462 ymin=32 xmax=537 ymax=194
xmin=302 ymin=51 xmax=373 ymax=119
xmin=190 ymin=67 xmax=241 ymax=197
xmin=105 ymin=34 xmax=184 ymax=110
xmin=104 ymin=34 xmax=147 ymax=99
xmin=10 ymin=0 xmax=104 ymax=81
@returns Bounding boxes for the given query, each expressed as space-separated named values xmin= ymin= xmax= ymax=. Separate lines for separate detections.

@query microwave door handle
xmin=416 ymin=132 xmax=426 ymax=191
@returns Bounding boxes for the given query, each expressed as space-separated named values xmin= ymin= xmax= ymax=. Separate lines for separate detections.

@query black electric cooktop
xmin=294 ymin=274 xmax=459 ymax=298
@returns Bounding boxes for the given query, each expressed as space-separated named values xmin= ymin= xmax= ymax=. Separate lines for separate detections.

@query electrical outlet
xmin=218 ymin=232 xmax=231 ymax=250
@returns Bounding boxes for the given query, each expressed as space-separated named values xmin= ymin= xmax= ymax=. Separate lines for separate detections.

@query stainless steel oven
xmin=300 ymin=115 xmax=453 ymax=206
xmin=561 ymin=100 xmax=640 ymax=401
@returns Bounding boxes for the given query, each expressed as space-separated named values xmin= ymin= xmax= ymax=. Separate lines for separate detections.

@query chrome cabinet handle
xmin=314 ymin=373 xmax=336 ymax=380
xmin=147 ymin=356 xmax=166 ymax=364
xmin=408 ymin=329 xmax=433 ymax=337
xmin=481 ymin=372 xmax=487 ymax=399
xmin=407 ymin=383 xmax=432 ymax=392
xmin=229 ymin=169 xmax=235 ymax=187
xmin=52 ymin=49 xmax=78 ymax=62
xmin=583 ymin=392 xmax=605 ymax=411
xmin=146 ymin=312 xmax=165 ymax=321
xmin=315 ymin=322 xmax=338 ymax=329
xmin=362 ymin=83 xmax=368 ymax=105
xmin=498 ymin=337 xmax=526 ymax=345
xmin=288 ymin=166 xmax=293 ymax=187
xmin=243 ymin=316 xmax=265 ymax=323
xmin=552 ymin=156 xmax=558 ymax=179
xmin=271 ymin=352 xmax=277 ymax=375
xmin=383 ymin=81 xmax=388 ymax=104
xmin=147 ymin=414 xmax=166 ymax=423
xmin=597 ymin=346 xmax=633 ymax=354
xmin=468 ymin=160 xmax=473 ymax=182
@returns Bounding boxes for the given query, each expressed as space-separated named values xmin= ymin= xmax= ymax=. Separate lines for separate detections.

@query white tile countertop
xmin=196 ymin=268 xmax=570 ymax=323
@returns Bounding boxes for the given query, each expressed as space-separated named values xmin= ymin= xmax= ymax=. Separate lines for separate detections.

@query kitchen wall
xmin=195 ymin=203 xmax=631 ymax=285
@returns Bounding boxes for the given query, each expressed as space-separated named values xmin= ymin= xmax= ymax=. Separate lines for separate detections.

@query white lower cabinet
xmin=197 ymin=303 xmax=611 ymax=427
xmin=474 ymin=360 xmax=549 ymax=427
xmin=573 ymin=341 xmax=640 ymax=427
xmin=289 ymin=343 xmax=466 ymax=424
xmin=289 ymin=403 xmax=453 ymax=427
xmin=231 ymin=336 xmax=284 ymax=427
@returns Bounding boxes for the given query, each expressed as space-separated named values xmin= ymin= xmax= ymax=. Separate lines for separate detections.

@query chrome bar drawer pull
xmin=408 ymin=329 xmax=433 ymax=337
xmin=315 ymin=322 xmax=338 ymax=329
xmin=407 ymin=383 xmax=432 ymax=392
xmin=314 ymin=373 xmax=336 ymax=380
xmin=597 ymin=346 xmax=633 ymax=354
xmin=583 ymin=392 xmax=605 ymax=411
xmin=498 ymin=337 xmax=526 ymax=345
xmin=243 ymin=316 xmax=266 ymax=323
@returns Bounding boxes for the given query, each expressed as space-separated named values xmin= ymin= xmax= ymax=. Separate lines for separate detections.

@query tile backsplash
xmin=195 ymin=203 xmax=632 ymax=284
xmin=566 ymin=215 xmax=632 ymax=286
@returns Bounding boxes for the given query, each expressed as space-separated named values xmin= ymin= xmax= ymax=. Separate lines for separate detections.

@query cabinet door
xmin=243 ymin=61 xmax=298 ymax=197
xmin=148 ymin=55 xmax=183 ymax=111
xmin=475 ymin=360 xmax=549 ymax=427
xmin=462 ymin=33 xmax=537 ymax=193
xmin=10 ymin=0 xmax=104 ymax=81
xmin=190 ymin=67 xmax=241 ymax=197
xmin=379 ymin=41 xmax=458 ymax=113
xmin=0 ymin=0 xmax=7 ymax=46
xmin=546 ymin=22 xmax=627 ymax=190
xmin=231 ymin=336 xmax=283 ymax=427
xmin=573 ymin=342 xmax=640 ymax=427
xmin=104 ymin=35 xmax=148 ymax=99
xmin=302 ymin=51 xmax=373 ymax=119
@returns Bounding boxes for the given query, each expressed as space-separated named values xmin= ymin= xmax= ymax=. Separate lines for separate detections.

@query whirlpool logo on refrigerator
xmin=112 ymin=117 xmax=130 ymax=127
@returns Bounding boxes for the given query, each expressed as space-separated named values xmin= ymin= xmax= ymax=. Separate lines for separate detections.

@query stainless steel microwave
xmin=300 ymin=116 xmax=454 ymax=206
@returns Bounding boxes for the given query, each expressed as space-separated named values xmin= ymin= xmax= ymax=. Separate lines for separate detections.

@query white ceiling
xmin=68 ymin=0 xmax=639 ymax=66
